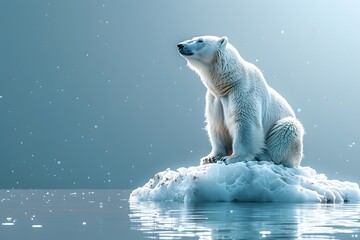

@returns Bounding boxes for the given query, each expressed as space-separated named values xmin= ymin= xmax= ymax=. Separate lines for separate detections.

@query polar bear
xmin=177 ymin=36 xmax=304 ymax=167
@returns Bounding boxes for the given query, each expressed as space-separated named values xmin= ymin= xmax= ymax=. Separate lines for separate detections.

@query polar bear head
xmin=177 ymin=36 xmax=228 ymax=65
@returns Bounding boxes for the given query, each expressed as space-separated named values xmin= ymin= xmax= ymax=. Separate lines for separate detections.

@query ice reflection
xmin=129 ymin=201 xmax=360 ymax=239
xmin=2 ymin=222 xmax=15 ymax=226
xmin=130 ymin=201 xmax=212 ymax=239
xmin=32 ymin=224 xmax=43 ymax=228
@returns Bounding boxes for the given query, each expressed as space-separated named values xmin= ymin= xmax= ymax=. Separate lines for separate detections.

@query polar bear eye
xmin=197 ymin=39 xmax=203 ymax=43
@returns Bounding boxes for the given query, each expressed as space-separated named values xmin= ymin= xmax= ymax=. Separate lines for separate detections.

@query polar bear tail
xmin=265 ymin=117 xmax=304 ymax=167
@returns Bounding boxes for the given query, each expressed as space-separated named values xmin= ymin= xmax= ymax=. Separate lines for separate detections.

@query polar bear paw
xmin=200 ymin=155 xmax=222 ymax=165
xmin=219 ymin=156 xmax=239 ymax=165
xmin=218 ymin=155 xmax=245 ymax=165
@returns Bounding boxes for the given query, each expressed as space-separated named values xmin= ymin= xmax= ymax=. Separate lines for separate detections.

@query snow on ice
xmin=130 ymin=161 xmax=360 ymax=203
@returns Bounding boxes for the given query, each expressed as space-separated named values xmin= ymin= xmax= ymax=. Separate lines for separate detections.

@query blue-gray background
xmin=1 ymin=0 xmax=359 ymax=189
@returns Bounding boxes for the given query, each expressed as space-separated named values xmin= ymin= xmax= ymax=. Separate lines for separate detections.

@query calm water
xmin=0 ymin=190 xmax=359 ymax=239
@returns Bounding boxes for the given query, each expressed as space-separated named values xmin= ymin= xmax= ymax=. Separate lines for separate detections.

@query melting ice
xmin=130 ymin=161 xmax=360 ymax=203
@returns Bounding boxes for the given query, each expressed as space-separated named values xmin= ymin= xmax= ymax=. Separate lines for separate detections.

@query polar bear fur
xmin=177 ymin=36 xmax=304 ymax=167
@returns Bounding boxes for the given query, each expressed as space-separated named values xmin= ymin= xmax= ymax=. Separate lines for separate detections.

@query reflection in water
xmin=129 ymin=201 xmax=360 ymax=239
xmin=0 ymin=189 xmax=359 ymax=239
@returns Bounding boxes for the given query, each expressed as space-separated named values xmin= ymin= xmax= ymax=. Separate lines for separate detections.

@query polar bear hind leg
xmin=265 ymin=117 xmax=304 ymax=167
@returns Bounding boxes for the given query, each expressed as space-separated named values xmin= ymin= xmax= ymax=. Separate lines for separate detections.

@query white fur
xmin=178 ymin=36 xmax=304 ymax=167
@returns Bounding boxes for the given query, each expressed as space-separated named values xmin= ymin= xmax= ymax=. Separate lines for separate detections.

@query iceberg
xmin=130 ymin=161 xmax=360 ymax=203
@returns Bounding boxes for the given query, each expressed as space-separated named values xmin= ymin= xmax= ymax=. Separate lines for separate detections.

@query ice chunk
xmin=130 ymin=161 xmax=360 ymax=203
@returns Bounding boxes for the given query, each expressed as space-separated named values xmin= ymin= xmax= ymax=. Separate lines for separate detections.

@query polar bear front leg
xmin=200 ymin=92 xmax=231 ymax=165
xmin=200 ymin=124 xmax=231 ymax=165
xmin=219 ymin=132 xmax=253 ymax=165
xmin=220 ymin=117 xmax=264 ymax=165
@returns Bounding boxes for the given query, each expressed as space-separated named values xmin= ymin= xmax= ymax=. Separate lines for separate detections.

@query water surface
xmin=130 ymin=200 xmax=360 ymax=239
xmin=0 ymin=190 xmax=359 ymax=239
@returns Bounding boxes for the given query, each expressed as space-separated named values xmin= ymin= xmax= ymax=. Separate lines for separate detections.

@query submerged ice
xmin=130 ymin=161 xmax=360 ymax=203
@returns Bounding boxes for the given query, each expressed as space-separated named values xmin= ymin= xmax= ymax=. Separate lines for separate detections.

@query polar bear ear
xmin=219 ymin=36 xmax=228 ymax=48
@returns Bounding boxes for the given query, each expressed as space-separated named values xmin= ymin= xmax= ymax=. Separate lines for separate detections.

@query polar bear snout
xmin=177 ymin=43 xmax=193 ymax=56
xmin=177 ymin=44 xmax=184 ymax=50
